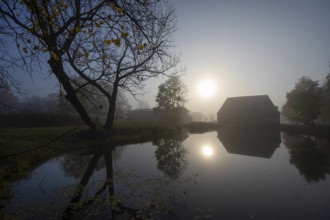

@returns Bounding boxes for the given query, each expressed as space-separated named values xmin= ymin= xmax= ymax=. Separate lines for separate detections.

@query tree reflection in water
xmin=61 ymin=145 xmax=190 ymax=219
xmin=62 ymin=148 xmax=118 ymax=219
xmin=153 ymin=133 xmax=188 ymax=179
xmin=283 ymin=134 xmax=330 ymax=183
xmin=61 ymin=154 xmax=105 ymax=180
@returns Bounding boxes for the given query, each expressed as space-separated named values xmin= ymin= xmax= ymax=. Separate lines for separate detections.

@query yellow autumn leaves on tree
xmin=137 ymin=43 xmax=148 ymax=51
xmin=104 ymin=39 xmax=111 ymax=45
xmin=113 ymin=39 xmax=121 ymax=47
xmin=121 ymin=33 xmax=129 ymax=38
xmin=111 ymin=2 xmax=123 ymax=14
xmin=137 ymin=45 xmax=144 ymax=50
xmin=17 ymin=1 xmax=148 ymax=58
xmin=103 ymin=32 xmax=129 ymax=47
xmin=104 ymin=38 xmax=121 ymax=47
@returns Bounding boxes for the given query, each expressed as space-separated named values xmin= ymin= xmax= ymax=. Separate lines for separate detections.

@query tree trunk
xmin=104 ymin=81 xmax=119 ymax=132
xmin=48 ymin=57 xmax=100 ymax=133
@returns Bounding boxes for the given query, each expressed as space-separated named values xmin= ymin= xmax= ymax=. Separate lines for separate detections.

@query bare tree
xmin=0 ymin=0 xmax=179 ymax=133
xmin=0 ymin=25 xmax=20 ymax=91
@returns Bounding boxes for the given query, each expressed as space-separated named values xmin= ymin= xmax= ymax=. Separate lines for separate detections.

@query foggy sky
xmin=10 ymin=0 xmax=330 ymax=116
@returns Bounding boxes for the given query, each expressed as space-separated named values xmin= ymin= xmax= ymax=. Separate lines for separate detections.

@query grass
xmin=0 ymin=126 xmax=84 ymax=157
xmin=0 ymin=112 xmax=83 ymax=128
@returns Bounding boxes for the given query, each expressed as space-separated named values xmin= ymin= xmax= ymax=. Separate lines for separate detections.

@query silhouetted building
xmin=218 ymin=128 xmax=281 ymax=158
xmin=217 ymin=95 xmax=280 ymax=129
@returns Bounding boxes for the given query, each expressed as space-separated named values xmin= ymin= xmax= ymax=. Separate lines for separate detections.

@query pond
xmin=2 ymin=130 xmax=330 ymax=219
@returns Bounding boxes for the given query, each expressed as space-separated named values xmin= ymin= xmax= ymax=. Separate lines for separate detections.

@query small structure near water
xmin=217 ymin=95 xmax=280 ymax=129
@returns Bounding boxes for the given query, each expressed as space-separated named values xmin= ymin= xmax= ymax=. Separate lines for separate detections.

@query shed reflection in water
xmin=3 ymin=131 xmax=330 ymax=219
xmin=218 ymin=128 xmax=281 ymax=158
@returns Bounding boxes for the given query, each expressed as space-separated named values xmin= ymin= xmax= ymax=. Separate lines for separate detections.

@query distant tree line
xmin=282 ymin=73 xmax=330 ymax=126
xmin=0 ymin=86 xmax=131 ymax=125
xmin=0 ymin=89 xmax=69 ymax=114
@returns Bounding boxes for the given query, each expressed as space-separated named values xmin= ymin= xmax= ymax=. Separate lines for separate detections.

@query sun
xmin=201 ymin=145 xmax=214 ymax=158
xmin=197 ymin=79 xmax=217 ymax=98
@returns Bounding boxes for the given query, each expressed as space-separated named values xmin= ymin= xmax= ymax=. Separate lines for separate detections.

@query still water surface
xmin=3 ymin=131 xmax=330 ymax=219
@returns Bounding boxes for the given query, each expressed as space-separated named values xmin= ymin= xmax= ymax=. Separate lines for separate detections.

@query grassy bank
xmin=0 ymin=121 xmax=177 ymax=158
xmin=0 ymin=112 xmax=83 ymax=128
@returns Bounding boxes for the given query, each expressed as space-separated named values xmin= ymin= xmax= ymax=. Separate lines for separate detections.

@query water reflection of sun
xmin=201 ymin=145 xmax=214 ymax=158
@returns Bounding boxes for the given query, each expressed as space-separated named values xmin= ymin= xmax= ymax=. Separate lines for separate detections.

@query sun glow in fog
xmin=201 ymin=145 xmax=214 ymax=157
xmin=197 ymin=79 xmax=217 ymax=98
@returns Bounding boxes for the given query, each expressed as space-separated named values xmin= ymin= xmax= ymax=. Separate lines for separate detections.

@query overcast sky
xmin=12 ymin=0 xmax=330 ymax=116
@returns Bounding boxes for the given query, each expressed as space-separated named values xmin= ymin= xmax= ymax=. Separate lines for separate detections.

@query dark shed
xmin=217 ymin=95 xmax=280 ymax=128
